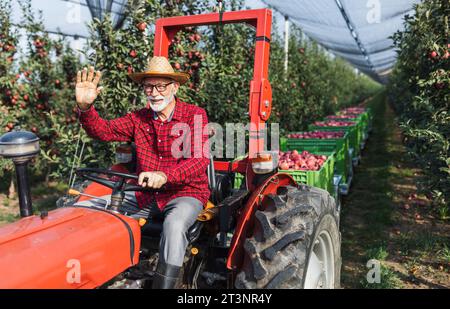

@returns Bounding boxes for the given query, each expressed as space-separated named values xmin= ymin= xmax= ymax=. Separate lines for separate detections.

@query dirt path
xmin=341 ymin=92 xmax=450 ymax=289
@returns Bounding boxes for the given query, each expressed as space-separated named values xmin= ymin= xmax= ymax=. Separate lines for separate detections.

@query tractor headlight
xmin=0 ymin=131 xmax=40 ymax=162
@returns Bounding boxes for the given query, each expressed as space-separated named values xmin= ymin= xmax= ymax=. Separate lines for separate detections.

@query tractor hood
xmin=0 ymin=206 xmax=140 ymax=288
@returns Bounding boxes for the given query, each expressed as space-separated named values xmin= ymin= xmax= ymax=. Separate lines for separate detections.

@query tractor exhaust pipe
xmin=0 ymin=131 xmax=40 ymax=217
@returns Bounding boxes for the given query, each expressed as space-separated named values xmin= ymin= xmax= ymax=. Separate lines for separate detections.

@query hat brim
xmin=128 ymin=71 xmax=190 ymax=85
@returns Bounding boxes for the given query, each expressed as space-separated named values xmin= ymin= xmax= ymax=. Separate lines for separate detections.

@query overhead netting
xmin=262 ymin=0 xmax=420 ymax=83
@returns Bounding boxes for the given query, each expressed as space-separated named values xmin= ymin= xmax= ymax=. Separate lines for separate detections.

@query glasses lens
xmin=156 ymin=84 xmax=166 ymax=92
xmin=145 ymin=83 xmax=172 ymax=92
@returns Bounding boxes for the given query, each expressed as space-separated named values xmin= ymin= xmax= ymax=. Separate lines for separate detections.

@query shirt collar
xmin=153 ymin=107 xmax=175 ymax=121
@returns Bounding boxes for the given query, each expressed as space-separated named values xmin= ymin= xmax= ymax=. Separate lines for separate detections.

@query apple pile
xmin=340 ymin=107 xmax=366 ymax=114
xmin=278 ymin=150 xmax=327 ymax=171
xmin=326 ymin=114 xmax=358 ymax=120
xmin=313 ymin=120 xmax=355 ymax=127
xmin=287 ymin=131 xmax=345 ymax=139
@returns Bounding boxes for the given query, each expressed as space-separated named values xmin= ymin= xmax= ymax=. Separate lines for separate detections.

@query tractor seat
xmin=141 ymin=213 xmax=203 ymax=244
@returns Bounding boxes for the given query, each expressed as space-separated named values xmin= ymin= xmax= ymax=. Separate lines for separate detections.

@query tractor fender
xmin=226 ymin=172 xmax=297 ymax=270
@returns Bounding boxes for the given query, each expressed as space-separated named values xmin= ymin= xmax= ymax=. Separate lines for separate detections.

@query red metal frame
xmin=154 ymin=8 xmax=286 ymax=272
xmin=154 ymin=9 xmax=273 ymax=191
xmin=226 ymin=173 xmax=297 ymax=270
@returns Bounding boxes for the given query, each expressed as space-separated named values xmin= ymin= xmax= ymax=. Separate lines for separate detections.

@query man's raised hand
xmin=75 ymin=66 xmax=103 ymax=110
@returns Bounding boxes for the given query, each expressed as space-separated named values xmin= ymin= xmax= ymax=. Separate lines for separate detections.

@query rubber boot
xmin=152 ymin=261 xmax=181 ymax=289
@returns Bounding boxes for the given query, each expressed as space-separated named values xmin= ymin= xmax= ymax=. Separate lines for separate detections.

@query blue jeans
xmin=74 ymin=192 xmax=203 ymax=266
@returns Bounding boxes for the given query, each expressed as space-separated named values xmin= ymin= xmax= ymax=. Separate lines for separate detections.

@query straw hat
xmin=128 ymin=56 xmax=190 ymax=84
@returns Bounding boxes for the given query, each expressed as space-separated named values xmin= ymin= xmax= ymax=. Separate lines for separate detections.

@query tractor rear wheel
xmin=235 ymin=185 xmax=341 ymax=289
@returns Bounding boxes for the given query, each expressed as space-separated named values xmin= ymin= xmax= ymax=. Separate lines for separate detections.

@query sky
xmin=9 ymin=0 xmax=283 ymax=58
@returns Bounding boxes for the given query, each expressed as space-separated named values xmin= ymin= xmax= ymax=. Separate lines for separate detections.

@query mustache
xmin=148 ymin=95 xmax=165 ymax=101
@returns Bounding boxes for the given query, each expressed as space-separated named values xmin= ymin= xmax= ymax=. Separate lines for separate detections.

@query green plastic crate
xmin=308 ymin=123 xmax=360 ymax=157
xmin=280 ymin=136 xmax=287 ymax=151
xmin=233 ymin=151 xmax=336 ymax=198
xmin=284 ymin=131 xmax=351 ymax=184
xmin=337 ymin=110 xmax=372 ymax=135
xmin=327 ymin=114 xmax=367 ymax=146
xmin=331 ymin=113 xmax=368 ymax=133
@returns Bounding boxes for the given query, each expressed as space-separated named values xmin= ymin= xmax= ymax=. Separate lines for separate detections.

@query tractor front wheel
xmin=235 ymin=185 xmax=341 ymax=289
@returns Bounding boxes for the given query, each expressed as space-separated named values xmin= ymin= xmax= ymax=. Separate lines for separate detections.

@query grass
xmin=0 ymin=212 xmax=20 ymax=223
xmin=437 ymin=245 xmax=450 ymax=263
xmin=340 ymin=90 xmax=450 ymax=289
xmin=366 ymin=246 xmax=389 ymax=261
xmin=2 ymin=198 xmax=10 ymax=207
xmin=397 ymin=232 xmax=450 ymax=260
xmin=360 ymin=245 xmax=402 ymax=289
xmin=361 ymin=265 xmax=403 ymax=289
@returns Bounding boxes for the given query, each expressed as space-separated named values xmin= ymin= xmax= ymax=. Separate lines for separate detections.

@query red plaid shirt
xmin=78 ymin=97 xmax=210 ymax=210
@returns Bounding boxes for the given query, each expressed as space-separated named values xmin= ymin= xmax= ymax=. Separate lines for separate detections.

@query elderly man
xmin=75 ymin=56 xmax=210 ymax=289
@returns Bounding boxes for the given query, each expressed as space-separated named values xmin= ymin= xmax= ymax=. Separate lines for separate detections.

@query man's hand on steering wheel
xmin=138 ymin=171 xmax=167 ymax=189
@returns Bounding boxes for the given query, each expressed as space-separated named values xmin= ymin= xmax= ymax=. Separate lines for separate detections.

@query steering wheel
xmin=76 ymin=167 xmax=150 ymax=192
xmin=75 ymin=167 xmax=157 ymax=213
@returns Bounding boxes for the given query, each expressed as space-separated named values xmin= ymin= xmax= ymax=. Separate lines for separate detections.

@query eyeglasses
xmin=143 ymin=82 xmax=173 ymax=92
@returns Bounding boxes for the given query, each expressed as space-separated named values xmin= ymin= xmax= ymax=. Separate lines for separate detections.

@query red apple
xmin=434 ymin=82 xmax=444 ymax=89
xmin=313 ymin=120 xmax=355 ymax=127
xmin=129 ymin=50 xmax=137 ymax=58
xmin=277 ymin=150 xmax=327 ymax=171
xmin=136 ymin=22 xmax=147 ymax=32
xmin=279 ymin=162 xmax=289 ymax=170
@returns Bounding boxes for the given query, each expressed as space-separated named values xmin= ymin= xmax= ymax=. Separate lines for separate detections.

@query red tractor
xmin=0 ymin=9 xmax=340 ymax=289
